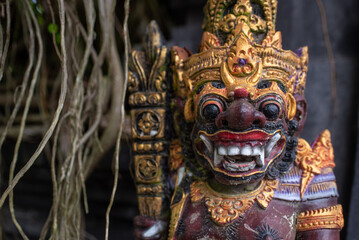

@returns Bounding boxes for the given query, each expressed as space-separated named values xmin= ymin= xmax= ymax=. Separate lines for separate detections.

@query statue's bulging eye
xmin=260 ymin=101 xmax=281 ymax=120
xmin=203 ymin=104 xmax=220 ymax=121
xmin=201 ymin=100 xmax=223 ymax=121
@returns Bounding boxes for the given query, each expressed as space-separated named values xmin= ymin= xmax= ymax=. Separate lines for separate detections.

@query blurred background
xmin=0 ymin=0 xmax=358 ymax=239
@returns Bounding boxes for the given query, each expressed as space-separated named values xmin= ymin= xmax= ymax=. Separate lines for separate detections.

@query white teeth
xmin=265 ymin=133 xmax=281 ymax=157
xmin=200 ymin=134 xmax=213 ymax=153
xmin=228 ymin=146 xmax=240 ymax=156
xmin=241 ymin=145 xmax=252 ymax=156
xmin=252 ymin=146 xmax=261 ymax=155
xmin=208 ymin=132 xmax=281 ymax=172
xmin=218 ymin=146 xmax=227 ymax=156
xmin=240 ymin=166 xmax=250 ymax=171
xmin=223 ymin=160 xmax=256 ymax=172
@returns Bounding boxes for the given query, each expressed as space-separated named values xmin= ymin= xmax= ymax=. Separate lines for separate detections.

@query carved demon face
xmin=172 ymin=5 xmax=307 ymax=185
xmin=192 ymin=77 xmax=298 ymax=185
xmin=186 ymin=34 xmax=300 ymax=185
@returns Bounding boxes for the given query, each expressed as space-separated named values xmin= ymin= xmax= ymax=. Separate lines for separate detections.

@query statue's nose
xmin=215 ymin=88 xmax=266 ymax=130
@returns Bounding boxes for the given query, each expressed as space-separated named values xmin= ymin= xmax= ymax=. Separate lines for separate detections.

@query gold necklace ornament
xmin=190 ymin=179 xmax=279 ymax=225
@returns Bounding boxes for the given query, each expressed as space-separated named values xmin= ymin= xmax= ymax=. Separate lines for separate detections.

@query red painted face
xmin=192 ymin=80 xmax=291 ymax=184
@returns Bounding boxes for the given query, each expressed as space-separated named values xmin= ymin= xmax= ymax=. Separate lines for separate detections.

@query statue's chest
xmin=172 ymin=198 xmax=298 ymax=240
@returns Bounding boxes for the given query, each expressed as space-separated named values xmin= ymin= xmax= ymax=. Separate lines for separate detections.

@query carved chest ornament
xmin=190 ymin=179 xmax=279 ymax=225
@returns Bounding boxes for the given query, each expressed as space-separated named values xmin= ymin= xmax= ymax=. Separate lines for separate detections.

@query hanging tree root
xmin=0 ymin=0 xmax=130 ymax=239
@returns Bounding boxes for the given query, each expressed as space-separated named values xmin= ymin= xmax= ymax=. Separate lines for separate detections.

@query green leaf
xmin=48 ymin=23 xmax=59 ymax=34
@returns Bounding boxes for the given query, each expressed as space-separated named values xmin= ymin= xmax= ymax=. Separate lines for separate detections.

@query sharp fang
xmin=200 ymin=134 xmax=213 ymax=153
xmin=258 ymin=148 xmax=265 ymax=167
xmin=241 ymin=145 xmax=252 ymax=156
xmin=265 ymin=133 xmax=281 ymax=156
xmin=214 ymin=149 xmax=220 ymax=166
xmin=272 ymin=132 xmax=281 ymax=142
xmin=253 ymin=146 xmax=264 ymax=167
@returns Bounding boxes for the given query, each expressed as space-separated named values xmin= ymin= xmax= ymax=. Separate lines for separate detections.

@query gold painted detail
xmin=128 ymin=21 xmax=170 ymax=220
xmin=169 ymin=139 xmax=183 ymax=171
xmin=138 ymin=196 xmax=163 ymax=218
xmin=180 ymin=40 xmax=303 ymax=96
xmin=199 ymin=32 xmax=220 ymax=52
xmin=202 ymin=0 xmax=277 ymax=37
xmin=171 ymin=47 xmax=190 ymax=99
xmin=175 ymin=23 xmax=307 ymax=122
xmin=168 ymin=192 xmax=187 ymax=240
xmin=137 ymin=184 xmax=163 ymax=195
xmin=128 ymin=23 xmax=168 ymax=94
xmin=294 ymin=46 xmax=308 ymax=95
xmin=297 ymin=205 xmax=344 ymax=231
xmin=183 ymin=48 xmax=228 ymax=79
xmin=296 ymin=130 xmax=335 ymax=199
xmin=131 ymin=109 xmax=165 ymax=140
xmin=128 ymin=71 xmax=139 ymax=92
xmin=134 ymin=155 xmax=162 ymax=183
xmin=129 ymin=46 xmax=167 ymax=92
xmin=192 ymin=70 xmax=221 ymax=84
xmin=133 ymin=142 xmax=165 ymax=153
xmin=129 ymin=92 xmax=166 ymax=107
xmin=227 ymin=35 xmax=259 ymax=78
xmin=172 ymin=0 xmax=309 ymax=123
xmin=190 ymin=179 xmax=278 ymax=225
xmin=219 ymin=31 xmax=263 ymax=95
xmin=138 ymin=112 xmax=159 ymax=135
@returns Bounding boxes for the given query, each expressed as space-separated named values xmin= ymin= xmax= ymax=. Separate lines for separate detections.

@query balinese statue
xmin=127 ymin=0 xmax=344 ymax=239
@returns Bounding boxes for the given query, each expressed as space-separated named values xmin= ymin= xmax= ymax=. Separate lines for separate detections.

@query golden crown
xmin=172 ymin=0 xmax=308 ymax=101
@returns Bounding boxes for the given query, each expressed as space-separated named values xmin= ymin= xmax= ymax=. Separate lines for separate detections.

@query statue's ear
xmin=293 ymin=94 xmax=307 ymax=137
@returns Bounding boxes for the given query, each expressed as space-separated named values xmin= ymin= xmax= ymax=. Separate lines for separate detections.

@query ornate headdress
xmin=172 ymin=0 xmax=308 ymax=121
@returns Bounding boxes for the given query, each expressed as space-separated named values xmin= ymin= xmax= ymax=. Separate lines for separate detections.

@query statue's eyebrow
xmin=211 ymin=81 xmax=225 ymax=89
xmin=256 ymin=80 xmax=287 ymax=94
xmin=256 ymin=80 xmax=272 ymax=89
xmin=276 ymin=82 xmax=287 ymax=94
xmin=195 ymin=83 xmax=206 ymax=94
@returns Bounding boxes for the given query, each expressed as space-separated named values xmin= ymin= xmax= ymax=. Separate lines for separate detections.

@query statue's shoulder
xmin=274 ymin=130 xmax=339 ymax=202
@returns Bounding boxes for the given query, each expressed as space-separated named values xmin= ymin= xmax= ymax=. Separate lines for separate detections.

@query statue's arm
xmin=296 ymin=229 xmax=340 ymax=240
xmin=296 ymin=197 xmax=343 ymax=240
xmin=294 ymin=131 xmax=343 ymax=239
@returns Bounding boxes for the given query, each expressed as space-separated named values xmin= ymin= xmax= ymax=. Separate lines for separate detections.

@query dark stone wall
xmin=275 ymin=1 xmax=359 ymax=239
xmin=348 ymin=108 xmax=359 ymax=239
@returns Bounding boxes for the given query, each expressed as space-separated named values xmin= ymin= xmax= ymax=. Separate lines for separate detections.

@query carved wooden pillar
xmin=128 ymin=21 xmax=171 ymax=220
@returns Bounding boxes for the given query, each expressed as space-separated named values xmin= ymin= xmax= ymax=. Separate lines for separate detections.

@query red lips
xmin=208 ymin=130 xmax=273 ymax=142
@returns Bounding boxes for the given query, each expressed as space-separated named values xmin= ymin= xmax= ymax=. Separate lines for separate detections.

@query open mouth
xmin=196 ymin=130 xmax=285 ymax=176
